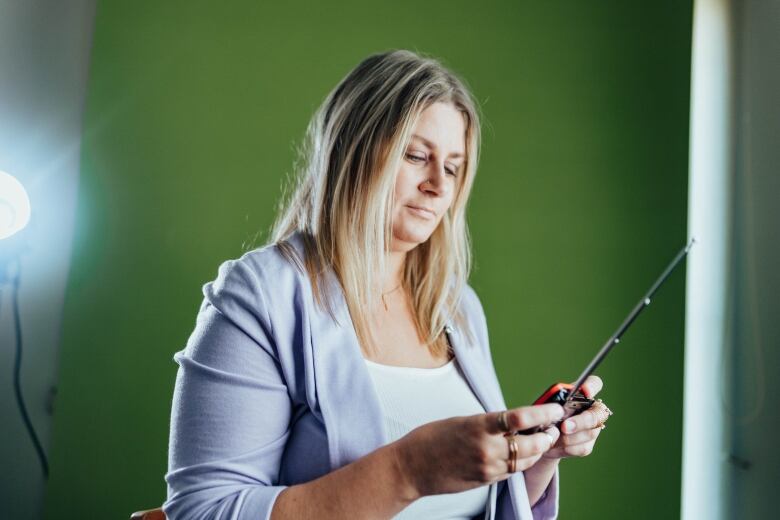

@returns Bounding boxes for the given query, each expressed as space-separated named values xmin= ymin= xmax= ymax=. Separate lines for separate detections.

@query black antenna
xmin=564 ymin=238 xmax=696 ymax=404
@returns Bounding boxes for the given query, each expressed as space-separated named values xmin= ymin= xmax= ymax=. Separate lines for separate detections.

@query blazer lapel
xmin=446 ymin=323 xmax=505 ymax=414
xmin=306 ymin=268 xmax=389 ymax=471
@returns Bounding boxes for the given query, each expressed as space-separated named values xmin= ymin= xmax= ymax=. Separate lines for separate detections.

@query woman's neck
xmin=384 ymin=250 xmax=406 ymax=292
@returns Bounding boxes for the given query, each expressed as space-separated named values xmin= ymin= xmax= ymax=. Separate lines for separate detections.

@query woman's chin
xmin=391 ymin=229 xmax=434 ymax=252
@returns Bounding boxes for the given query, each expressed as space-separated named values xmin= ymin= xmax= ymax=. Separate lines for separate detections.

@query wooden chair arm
xmin=130 ymin=508 xmax=165 ymax=520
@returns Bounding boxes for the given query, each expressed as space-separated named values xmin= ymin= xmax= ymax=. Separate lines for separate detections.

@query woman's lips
xmin=405 ymin=205 xmax=436 ymax=220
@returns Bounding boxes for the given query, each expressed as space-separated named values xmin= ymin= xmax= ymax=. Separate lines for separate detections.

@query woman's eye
xmin=445 ymin=167 xmax=457 ymax=176
xmin=406 ymin=153 xmax=425 ymax=163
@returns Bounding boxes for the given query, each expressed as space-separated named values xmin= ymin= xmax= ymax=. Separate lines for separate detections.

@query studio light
xmin=0 ymin=170 xmax=31 ymax=240
xmin=0 ymin=170 xmax=47 ymax=477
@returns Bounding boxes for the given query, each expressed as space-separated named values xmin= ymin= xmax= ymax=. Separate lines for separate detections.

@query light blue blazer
xmin=164 ymin=233 xmax=559 ymax=519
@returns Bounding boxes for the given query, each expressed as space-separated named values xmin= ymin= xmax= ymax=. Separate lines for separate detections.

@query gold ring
xmin=497 ymin=411 xmax=510 ymax=433
xmin=507 ymin=435 xmax=518 ymax=473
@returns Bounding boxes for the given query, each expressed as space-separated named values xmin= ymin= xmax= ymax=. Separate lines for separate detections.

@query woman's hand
xmin=542 ymin=375 xmax=612 ymax=460
xmin=392 ymin=403 xmax=564 ymax=499
xmin=523 ymin=376 xmax=612 ymax=506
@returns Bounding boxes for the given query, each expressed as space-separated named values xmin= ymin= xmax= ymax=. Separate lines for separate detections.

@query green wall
xmin=44 ymin=1 xmax=692 ymax=518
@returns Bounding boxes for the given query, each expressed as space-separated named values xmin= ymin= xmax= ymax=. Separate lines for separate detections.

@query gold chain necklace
xmin=381 ymin=284 xmax=403 ymax=311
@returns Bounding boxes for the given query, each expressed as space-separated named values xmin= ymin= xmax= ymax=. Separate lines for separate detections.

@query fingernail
xmin=564 ymin=420 xmax=576 ymax=433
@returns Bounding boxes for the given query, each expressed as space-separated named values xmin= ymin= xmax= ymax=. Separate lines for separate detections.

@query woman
xmin=164 ymin=49 xmax=611 ymax=520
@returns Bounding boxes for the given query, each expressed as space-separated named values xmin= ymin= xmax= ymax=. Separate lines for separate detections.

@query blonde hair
xmin=272 ymin=49 xmax=481 ymax=357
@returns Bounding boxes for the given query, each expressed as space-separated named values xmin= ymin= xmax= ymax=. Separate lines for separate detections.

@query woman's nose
xmin=420 ymin=161 xmax=448 ymax=195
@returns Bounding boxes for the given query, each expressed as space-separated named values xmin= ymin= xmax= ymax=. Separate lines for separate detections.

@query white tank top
xmin=364 ymin=357 xmax=489 ymax=520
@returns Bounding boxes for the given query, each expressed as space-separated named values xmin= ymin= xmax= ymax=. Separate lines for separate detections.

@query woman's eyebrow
xmin=411 ymin=134 xmax=465 ymax=160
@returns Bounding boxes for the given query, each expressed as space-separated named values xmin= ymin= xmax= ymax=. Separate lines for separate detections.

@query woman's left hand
xmin=542 ymin=375 xmax=612 ymax=460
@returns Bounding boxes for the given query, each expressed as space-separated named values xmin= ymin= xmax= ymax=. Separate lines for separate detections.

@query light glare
xmin=0 ymin=170 xmax=31 ymax=240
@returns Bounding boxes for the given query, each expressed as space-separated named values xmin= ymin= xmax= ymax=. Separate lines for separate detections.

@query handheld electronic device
xmin=517 ymin=238 xmax=696 ymax=435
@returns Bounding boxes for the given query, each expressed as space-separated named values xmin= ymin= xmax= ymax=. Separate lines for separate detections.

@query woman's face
xmin=390 ymin=102 xmax=466 ymax=253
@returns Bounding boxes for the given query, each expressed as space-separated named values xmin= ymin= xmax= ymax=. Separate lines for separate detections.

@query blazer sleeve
xmin=164 ymin=257 xmax=291 ymax=520
xmin=530 ymin=471 xmax=560 ymax=520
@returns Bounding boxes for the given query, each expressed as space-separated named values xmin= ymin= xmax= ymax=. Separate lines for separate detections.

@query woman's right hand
xmin=392 ymin=404 xmax=564 ymax=499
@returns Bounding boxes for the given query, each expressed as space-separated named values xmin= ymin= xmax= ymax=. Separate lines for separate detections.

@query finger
xmin=564 ymin=439 xmax=597 ymax=458
xmin=560 ymin=426 xmax=601 ymax=447
xmin=515 ymin=453 xmax=544 ymax=472
xmin=578 ymin=375 xmax=603 ymax=399
xmin=543 ymin=426 xmax=560 ymax=447
xmin=508 ymin=404 xmax=565 ymax=433
xmin=485 ymin=404 xmax=563 ymax=435
xmin=499 ymin=454 xmax=543 ymax=476
xmin=514 ymin=430 xmax=557 ymax=459
xmin=561 ymin=401 xmax=611 ymax=434
xmin=499 ymin=427 xmax=560 ymax=476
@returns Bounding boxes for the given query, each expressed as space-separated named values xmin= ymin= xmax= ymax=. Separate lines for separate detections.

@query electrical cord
xmin=6 ymin=260 xmax=50 ymax=478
